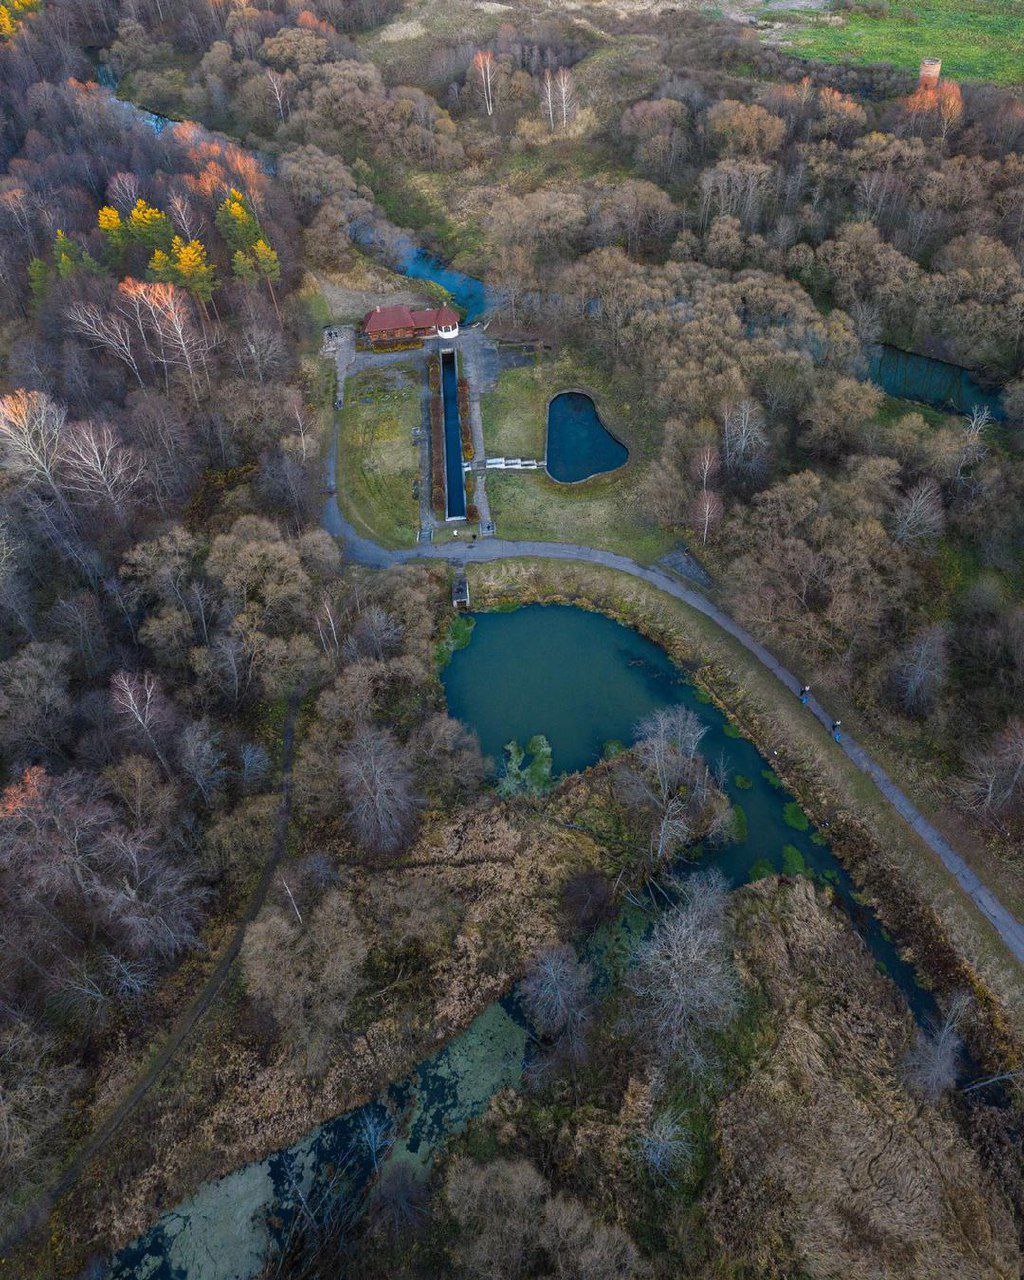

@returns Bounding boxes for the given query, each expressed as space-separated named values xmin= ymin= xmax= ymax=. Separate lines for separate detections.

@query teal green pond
xmin=441 ymin=605 xmax=929 ymax=1016
xmin=106 ymin=604 xmax=936 ymax=1280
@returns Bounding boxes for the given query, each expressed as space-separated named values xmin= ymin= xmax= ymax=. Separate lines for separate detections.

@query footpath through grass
xmin=784 ymin=0 xmax=1024 ymax=85
xmin=336 ymin=362 xmax=421 ymax=547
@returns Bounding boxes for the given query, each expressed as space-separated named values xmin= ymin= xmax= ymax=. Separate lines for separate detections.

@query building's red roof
xmin=364 ymin=305 xmax=416 ymax=334
xmin=429 ymin=305 xmax=460 ymax=327
xmin=363 ymin=304 xmax=460 ymax=334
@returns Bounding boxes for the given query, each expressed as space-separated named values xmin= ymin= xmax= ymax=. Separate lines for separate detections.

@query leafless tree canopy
xmin=617 ymin=706 xmax=730 ymax=871
xmin=338 ymin=724 xmax=419 ymax=857
xmin=0 ymin=767 xmax=204 ymax=1026
xmin=520 ymin=944 xmax=592 ymax=1040
xmin=900 ymin=990 xmax=971 ymax=1101
xmin=625 ymin=869 xmax=741 ymax=1073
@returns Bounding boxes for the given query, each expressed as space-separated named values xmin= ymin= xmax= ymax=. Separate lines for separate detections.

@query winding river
xmin=107 ymin=604 xmax=936 ymax=1280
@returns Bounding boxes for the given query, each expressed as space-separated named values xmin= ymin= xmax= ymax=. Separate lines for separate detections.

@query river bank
xmin=463 ymin=560 xmax=1024 ymax=1065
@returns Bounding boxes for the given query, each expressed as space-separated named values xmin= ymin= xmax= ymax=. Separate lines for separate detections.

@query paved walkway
xmin=322 ymin=459 xmax=1024 ymax=964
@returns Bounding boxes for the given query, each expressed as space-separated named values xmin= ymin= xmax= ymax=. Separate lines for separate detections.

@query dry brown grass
xmin=707 ymin=877 xmax=1021 ymax=1280
xmin=33 ymin=779 xmax=615 ymax=1270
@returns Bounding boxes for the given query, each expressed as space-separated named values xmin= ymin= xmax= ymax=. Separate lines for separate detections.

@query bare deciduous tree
xmin=625 ymin=869 xmax=741 ymax=1073
xmin=691 ymin=489 xmax=724 ymax=545
xmin=540 ymin=69 xmax=555 ymax=132
xmin=618 ymin=706 xmax=719 ymax=870
xmin=342 ymin=604 xmax=402 ymax=662
xmin=240 ymin=742 xmax=271 ymax=793
xmin=264 ymin=68 xmax=291 ymax=120
xmin=110 ymin=670 xmax=176 ymax=775
xmin=950 ymin=406 xmax=990 ymax=489
xmin=0 ymin=390 xmax=70 ymax=517
xmin=60 ymin=420 xmax=145 ymax=525
xmin=900 ymin=990 xmax=970 ymax=1101
xmin=555 ymin=67 xmax=577 ymax=130
xmin=634 ymin=1108 xmax=694 ymax=1182
xmin=64 ymin=301 xmax=145 ymax=387
xmin=177 ymin=718 xmax=227 ymax=804
xmin=959 ymin=718 xmax=1024 ymax=821
xmin=338 ymin=724 xmax=418 ymax=856
xmin=0 ymin=517 xmax=35 ymax=637
xmin=520 ymin=944 xmax=592 ymax=1040
xmin=721 ymin=397 xmax=768 ymax=484
xmin=889 ymin=625 xmax=947 ymax=717
xmin=473 ymin=49 xmax=496 ymax=118
xmin=890 ymin=478 xmax=944 ymax=546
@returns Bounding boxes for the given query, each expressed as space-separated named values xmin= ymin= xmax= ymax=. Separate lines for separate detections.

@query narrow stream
xmin=107 ymin=604 xmax=937 ymax=1280
xmin=397 ymin=247 xmax=490 ymax=324
xmin=391 ymin=254 xmax=1006 ymax=419
xmin=869 ymin=343 xmax=1006 ymax=420
xmin=90 ymin=70 xmax=1004 ymax=424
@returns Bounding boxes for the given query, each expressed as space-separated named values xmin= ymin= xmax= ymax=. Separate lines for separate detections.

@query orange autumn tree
xmin=906 ymin=79 xmax=964 ymax=142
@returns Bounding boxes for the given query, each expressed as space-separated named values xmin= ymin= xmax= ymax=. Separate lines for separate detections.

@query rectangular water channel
xmin=441 ymin=348 xmax=467 ymax=520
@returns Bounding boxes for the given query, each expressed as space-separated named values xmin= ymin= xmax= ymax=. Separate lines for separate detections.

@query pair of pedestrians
xmin=798 ymin=684 xmax=842 ymax=742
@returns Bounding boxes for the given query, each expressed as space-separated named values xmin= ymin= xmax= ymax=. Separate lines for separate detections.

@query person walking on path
xmin=800 ymin=685 xmax=811 ymax=705
xmin=831 ymin=719 xmax=842 ymax=742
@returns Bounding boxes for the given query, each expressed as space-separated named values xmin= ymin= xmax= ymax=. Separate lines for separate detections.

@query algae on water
xmin=783 ymin=801 xmax=810 ymax=831
xmin=499 ymin=734 xmax=554 ymax=796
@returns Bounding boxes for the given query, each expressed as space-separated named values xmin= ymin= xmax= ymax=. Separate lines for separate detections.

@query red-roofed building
xmin=362 ymin=303 xmax=459 ymax=345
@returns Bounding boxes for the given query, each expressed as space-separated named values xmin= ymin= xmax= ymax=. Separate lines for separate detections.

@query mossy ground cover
xmin=783 ymin=0 xmax=1024 ymax=86
xmin=335 ymin=362 xmax=421 ymax=547
xmin=481 ymin=352 xmax=674 ymax=563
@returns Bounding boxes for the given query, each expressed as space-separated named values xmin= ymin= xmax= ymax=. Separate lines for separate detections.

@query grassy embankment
xmin=465 ymin=556 xmax=1024 ymax=1052
xmin=335 ymin=361 xmax=421 ymax=547
xmin=481 ymin=354 xmax=675 ymax=563
xmin=782 ymin=0 xmax=1024 ymax=85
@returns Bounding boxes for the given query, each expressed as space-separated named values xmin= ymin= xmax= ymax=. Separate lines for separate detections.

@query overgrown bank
xmin=465 ymin=558 xmax=1024 ymax=1064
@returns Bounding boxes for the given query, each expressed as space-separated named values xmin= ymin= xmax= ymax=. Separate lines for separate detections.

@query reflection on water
xmin=108 ymin=606 xmax=936 ymax=1280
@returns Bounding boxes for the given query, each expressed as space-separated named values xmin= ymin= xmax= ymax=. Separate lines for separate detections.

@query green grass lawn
xmin=783 ymin=0 xmax=1024 ymax=85
xmin=480 ymin=350 xmax=674 ymax=563
xmin=481 ymin=351 xmax=642 ymax=458
xmin=486 ymin=472 xmax=674 ymax=562
xmin=480 ymin=362 xmax=551 ymax=457
xmin=336 ymin=362 xmax=421 ymax=547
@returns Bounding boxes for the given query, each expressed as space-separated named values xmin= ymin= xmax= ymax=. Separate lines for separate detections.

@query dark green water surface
xmin=442 ymin=605 xmax=928 ymax=1012
xmin=443 ymin=605 xmax=682 ymax=773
